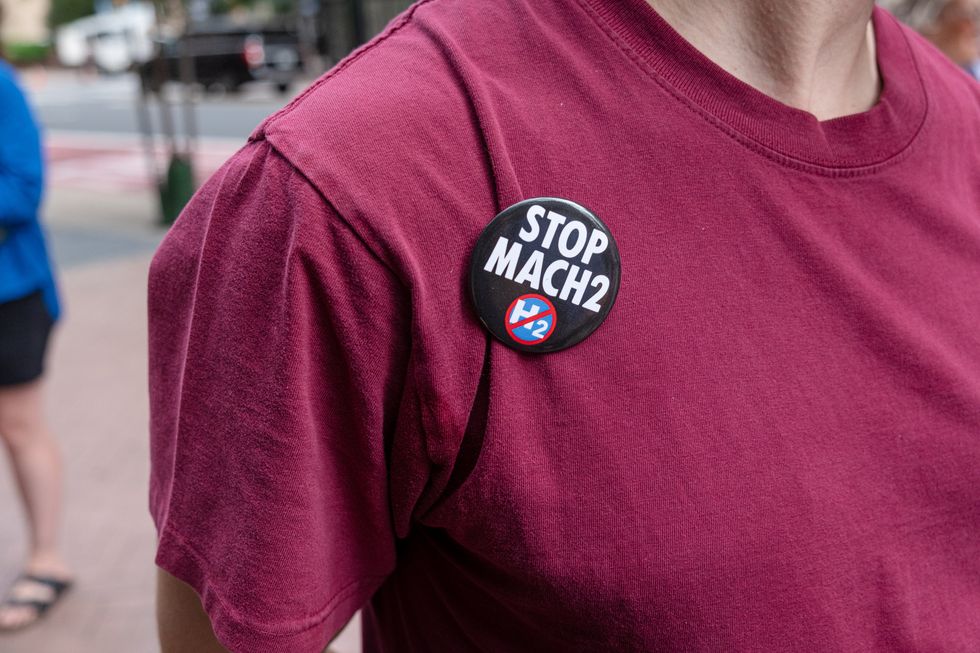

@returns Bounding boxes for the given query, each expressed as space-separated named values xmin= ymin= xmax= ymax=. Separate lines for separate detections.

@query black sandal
xmin=0 ymin=574 xmax=74 ymax=632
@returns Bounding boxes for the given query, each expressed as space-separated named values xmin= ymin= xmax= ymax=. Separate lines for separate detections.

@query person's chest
xmin=413 ymin=100 xmax=980 ymax=650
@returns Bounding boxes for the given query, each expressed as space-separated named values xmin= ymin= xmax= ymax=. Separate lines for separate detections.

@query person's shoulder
xmin=249 ymin=0 xmax=528 ymax=259
xmin=259 ymin=0 xmax=524 ymax=138
xmin=255 ymin=1 xmax=528 ymax=182
xmin=0 ymin=61 xmax=23 ymax=96
xmin=0 ymin=62 xmax=40 ymax=142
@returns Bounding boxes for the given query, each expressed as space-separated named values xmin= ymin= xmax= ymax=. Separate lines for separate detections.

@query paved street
xmin=47 ymin=131 xmax=242 ymax=194
xmin=0 ymin=69 xmax=361 ymax=652
xmin=27 ymin=68 xmax=289 ymax=138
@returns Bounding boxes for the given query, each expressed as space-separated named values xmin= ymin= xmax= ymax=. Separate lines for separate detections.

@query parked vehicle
xmin=56 ymin=3 xmax=156 ymax=73
xmin=140 ymin=27 xmax=303 ymax=95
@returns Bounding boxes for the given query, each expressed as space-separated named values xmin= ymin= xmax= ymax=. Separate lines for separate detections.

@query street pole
xmin=349 ymin=0 xmax=367 ymax=46
xmin=149 ymin=0 xmax=197 ymax=225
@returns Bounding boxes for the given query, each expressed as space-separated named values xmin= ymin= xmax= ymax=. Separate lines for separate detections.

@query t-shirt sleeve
xmin=148 ymin=138 xmax=412 ymax=652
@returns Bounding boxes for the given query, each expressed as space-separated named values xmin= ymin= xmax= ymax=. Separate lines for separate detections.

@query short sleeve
xmin=148 ymin=139 xmax=412 ymax=652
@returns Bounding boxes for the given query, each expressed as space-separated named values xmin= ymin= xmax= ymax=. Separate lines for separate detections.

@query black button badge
xmin=469 ymin=198 xmax=621 ymax=354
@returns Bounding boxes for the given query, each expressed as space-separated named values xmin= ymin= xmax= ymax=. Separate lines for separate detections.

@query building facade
xmin=1 ymin=0 xmax=51 ymax=44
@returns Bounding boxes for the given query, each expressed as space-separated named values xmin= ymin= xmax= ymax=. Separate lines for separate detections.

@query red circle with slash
xmin=504 ymin=294 xmax=557 ymax=345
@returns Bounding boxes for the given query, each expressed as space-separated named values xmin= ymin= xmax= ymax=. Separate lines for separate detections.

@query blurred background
xmin=0 ymin=0 xmax=975 ymax=651
xmin=0 ymin=1 xmax=412 ymax=651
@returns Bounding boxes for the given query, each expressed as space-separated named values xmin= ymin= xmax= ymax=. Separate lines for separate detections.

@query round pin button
xmin=469 ymin=197 xmax=621 ymax=354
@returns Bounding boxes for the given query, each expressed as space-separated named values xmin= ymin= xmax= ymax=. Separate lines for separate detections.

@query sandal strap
xmin=1 ymin=575 xmax=73 ymax=614
xmin=0 ymin=575 xmax=72 ymax=630
xmin=1 ymin=598 xmax=48 ymax=613
xmin=20 ymin=574 xmax=73 ymax=595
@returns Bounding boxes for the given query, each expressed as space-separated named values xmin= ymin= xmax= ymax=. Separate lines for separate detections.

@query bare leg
xmin=0 ymin=380 xmax=73 ymax=629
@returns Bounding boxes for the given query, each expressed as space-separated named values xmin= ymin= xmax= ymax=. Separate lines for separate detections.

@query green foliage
xmin=4 ymin=42 xmax=51 ymax=65
xmin=208 ymin=0 xmax=296 ymax=17
xmin=49 ymin=0 xmax=95 ymax=27
xmin=269 ymin=0 xmax=295 ymax=15
xmin=208 ymin=0 xmax=233 ymax=15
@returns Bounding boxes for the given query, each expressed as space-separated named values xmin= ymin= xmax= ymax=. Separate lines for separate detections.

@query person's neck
xmin=646 ymin=0 xmax=881 ymax=121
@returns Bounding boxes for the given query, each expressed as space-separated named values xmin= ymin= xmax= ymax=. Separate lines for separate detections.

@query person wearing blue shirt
xmin=0 ymin=57 xmax=73 ymax=630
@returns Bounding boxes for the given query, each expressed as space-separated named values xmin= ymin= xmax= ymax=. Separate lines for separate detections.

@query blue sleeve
xmin=0 ymin=67 xmax=44 ymax=228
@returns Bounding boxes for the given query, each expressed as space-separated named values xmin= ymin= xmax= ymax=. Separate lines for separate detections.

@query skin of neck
xmin=646 ymin=0 xmax=882 ymax=121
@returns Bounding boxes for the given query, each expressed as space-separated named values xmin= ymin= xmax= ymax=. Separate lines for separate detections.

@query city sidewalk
xmin=0 ymin=152 xmax=360 ymax=650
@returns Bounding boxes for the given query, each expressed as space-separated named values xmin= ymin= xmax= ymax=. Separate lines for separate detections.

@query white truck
xmin=55 ymin=3 xmax=156 ymax=74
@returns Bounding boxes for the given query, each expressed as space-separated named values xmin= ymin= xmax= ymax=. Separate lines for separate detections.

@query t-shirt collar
xmin=580 ymin=0 xmax=928 ymax=170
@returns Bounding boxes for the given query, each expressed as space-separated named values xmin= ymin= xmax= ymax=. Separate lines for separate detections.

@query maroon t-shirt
xmin=148 ymin=1 xmax=980 ymax=651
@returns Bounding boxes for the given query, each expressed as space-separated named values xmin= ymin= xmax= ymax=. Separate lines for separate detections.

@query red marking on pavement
xmin=44 ymin=137 xmax=239 ymax=192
